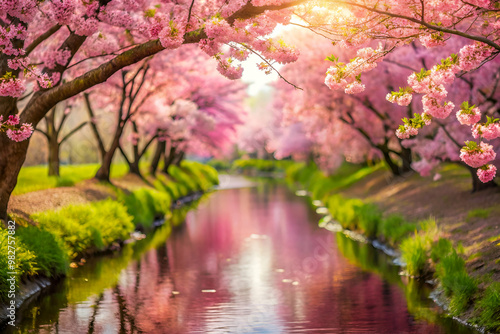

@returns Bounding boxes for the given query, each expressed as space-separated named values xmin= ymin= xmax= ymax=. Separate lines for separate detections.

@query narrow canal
xmin=8 ymin=181 xmax=476 ymax=333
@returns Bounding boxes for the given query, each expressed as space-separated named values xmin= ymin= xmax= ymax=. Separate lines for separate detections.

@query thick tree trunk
xmin=150 ymin=140 xmax=165 ymax=176
xmin=48 ymin=140 xmax=60 ymax=176
xmin=467 ymin=165 xmax=497 ymax=192
xmin=162 ymin=146 xmax=176 ymax=175
xmin=0 ymin=138 xmax=30 ymax=221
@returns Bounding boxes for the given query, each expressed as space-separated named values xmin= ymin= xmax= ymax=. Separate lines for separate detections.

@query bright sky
xmin=241 ymin=53 xmax=281 ymax=96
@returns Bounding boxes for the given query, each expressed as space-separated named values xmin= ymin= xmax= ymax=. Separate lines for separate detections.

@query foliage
xmin=32 ymin=200 xmax=134 ymax=258
xmin=466 ymin=208 xmax=491 ymax=221
xmin=181 ymin=161 xmax=219 ymax=191
xmin=207 ymin=159 xmax=231 ymax=171
xmin=16 ymin=225 xmax=68 ymax=278
xmin=0 ymin=228 xmax=36 ymax=302
xmin=232 ymin=159 xmax=293 ymax=173
xmin=476 ymin=282 xmax=500 ymax=332
xmin=436 ymin=251 xmax=478 ymax=315
xmin=118 ymin=188 xmax=171 ymax=229
xmin=400 ymin=233 xmax=432 ymax=276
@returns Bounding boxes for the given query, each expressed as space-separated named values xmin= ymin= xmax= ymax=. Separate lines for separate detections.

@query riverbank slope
xmin=282 ymin=161 xmax=500 ymax=332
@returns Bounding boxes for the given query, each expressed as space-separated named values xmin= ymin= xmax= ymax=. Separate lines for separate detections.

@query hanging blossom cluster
xmin=0 ymin=115 xmax=34 ymax=142
xmin=201 ymin=11 xmax=298 ymax=80
xmin=324 ymin=45 xmax=384 ymax=94
xmin=385 ymin=43 xmax=498 ymax=182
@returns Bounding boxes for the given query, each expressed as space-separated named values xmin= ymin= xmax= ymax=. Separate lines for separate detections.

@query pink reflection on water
xmin=109 ymin=185 xmax=448 ymax=333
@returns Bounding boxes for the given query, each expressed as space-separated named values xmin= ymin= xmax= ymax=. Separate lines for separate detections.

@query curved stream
xmin=7 ymin=182 xmax=477 ymax=333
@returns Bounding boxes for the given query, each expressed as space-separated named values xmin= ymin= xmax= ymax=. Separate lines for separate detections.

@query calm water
xmin=6 ymin=182 xmax=476 ymax=333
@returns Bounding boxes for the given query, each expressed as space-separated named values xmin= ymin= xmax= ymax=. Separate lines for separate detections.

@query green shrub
xmin=119 ymin=188 xmax=171 ymax=228
xmin=181 ymin=161 xmax=218 ymax=191
xmin=355 ymin=203 xmax=382 ymax=238
xmin=431 ymin=238 xmax=454 ymax=263
xmin=168 ymin=165 xmax=199 ymax=192
xmin=16 ymin=225 xmax=68 ymax=277
xmin=0 ymin=228 xmax=36 ymax=301
xmin=207 ymin=159 xmax=231 ymax=171
xmin=378 ymin=214 xmax=417 ymax=245
xmin=400 ymin=233 xmax=431 ymax=276
xmin=436 ymin=251 xmax=477 ymax=315
xmin=33 ymin=200 xmax=134 ymax=258
xmin=476 ymin=282 xmax=500 ymax=332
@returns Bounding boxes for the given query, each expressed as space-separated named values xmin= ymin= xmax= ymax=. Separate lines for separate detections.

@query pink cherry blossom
xmin=477 ymin=164 xmax=497 ymax=183
xmin=460 ymin=142 xmax=496 ymax=168
xmin=6 ymin=123 xmax=33 ymax=142
xmin=456 ymin=107 xmax=481 ymax=126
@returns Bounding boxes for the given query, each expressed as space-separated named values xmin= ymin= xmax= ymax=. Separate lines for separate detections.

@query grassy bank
xmin=0 ymin=161 xmax=218 ymax=304
xmin=284 ymin=162 xmax=499 ymax=332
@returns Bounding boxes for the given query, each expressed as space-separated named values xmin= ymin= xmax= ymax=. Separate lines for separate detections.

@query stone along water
xmin=8 ymin=182 xmax=477 ymax=333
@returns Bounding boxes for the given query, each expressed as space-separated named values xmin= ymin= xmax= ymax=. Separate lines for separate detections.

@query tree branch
xmin=25 ymin=25 xmax=62 ymax=56
xmin=59 ymin=121 xmax=88 ymax=144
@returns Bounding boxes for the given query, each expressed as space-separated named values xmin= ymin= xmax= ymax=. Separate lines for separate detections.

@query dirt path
xmin=8 ymin=174 xmax=150 ymax=221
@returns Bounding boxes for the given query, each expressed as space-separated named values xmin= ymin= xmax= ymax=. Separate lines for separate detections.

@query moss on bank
xmin=0 ymin=161 xmax=218 ymax=304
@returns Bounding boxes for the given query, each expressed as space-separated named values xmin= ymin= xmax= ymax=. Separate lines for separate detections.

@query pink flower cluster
xmin=0 ymin=77 xmax=25 ymax=97
xmin=216 ymin=58 xmax=243 ymax=80
xmin=386 ymin=92 xmax=412 ymax=106
xmin=460 ymin=142 xmax=496 ymax=168
xmin=459 ymin=43 xmax=494 ymax=72
xmin=456 ymin=107 xmax=481 ymax=125
xmin=344 ymin=81 xmax=365 ymax=94
xmin=477 ymin=164 xmax=497 ymax=183
xmin=422 ymin=96 xmax=454 ymax=119
xmin=472 ymin=123 xmax=500 ymax=140
xmin=0 ymin=115 xmax=33 ymax=142
xmin=396 ymin=125 xmax=419 ymax=139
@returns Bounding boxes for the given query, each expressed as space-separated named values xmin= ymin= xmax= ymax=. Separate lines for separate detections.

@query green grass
xmin=476 ymin=282 xmax=500 ymax=332
xmin=466 ymin=208 xmax=491 ymax=222
xmin=32 ymin=199 xmax=135 ymax=258
xmin=400 ymin=233 xmax=431 ymax=276
xmin=232 ymin=159 xmax=293 ymax=173
xmin=0 ymin=228 xmax=36 ymax=301
xmin=378 ymin=214 xmax=419 ymax=245
xmin=206 ymin=159 xmax=231 ymax=171
xmin=118 ymin=188 xmax=171 ymax=229
xmin=436 ymin=251 xmax=478 ymax=315
xmin=16 ymin=225 xmax=68 ymax=278
xmin=14 ymin=163 xmax=128 ymax=195
xmin=182 ymin=161 xmax=219 ymax=190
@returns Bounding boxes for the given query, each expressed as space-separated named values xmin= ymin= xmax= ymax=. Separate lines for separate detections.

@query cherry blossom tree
xmin=2 ymin=0 xmax=500 ymax=221
xmin=0 ymin=0 xmax=305 ymax=221
xmin=303 ymin=1 xmax=500 ymax=181
xmin=35 ymin=100 xmax=88 ymax=176
xmin=273 ymin=29 xmax=413 ymax=174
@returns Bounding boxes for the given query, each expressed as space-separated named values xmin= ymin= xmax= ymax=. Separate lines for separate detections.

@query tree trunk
xmin=0 ymin=138 xmax=30 ymax=221
xmin=94 ymin=130 xmax=122 ymax=182
xmin=381 ymin=149 xmax=401 ymax=176
xmin=162 ymin=146 xmax=176 ymax=175
xmin=174 ymin=151 xmax=185 ymax=167
xmin=128 ymin=160 xmax=141 ymax=176
xmin=150 ymin=140 xmax=165 ymax=176
xmin=48 ymin=140 xmax=60 ymax=176
xmin=399 ymin=146 xmax=413 ymax=174
xmin=467 ymin=165 xmax=497 ymax=192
